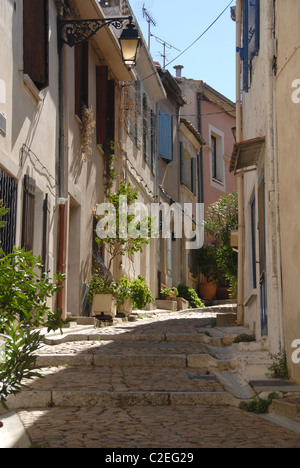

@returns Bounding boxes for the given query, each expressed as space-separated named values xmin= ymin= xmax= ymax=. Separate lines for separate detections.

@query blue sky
xmin=129 ymin=0 xmax=236 ymax=102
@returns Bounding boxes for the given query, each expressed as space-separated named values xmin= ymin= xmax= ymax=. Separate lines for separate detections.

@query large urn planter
xmin=91 ymin=293 xmax=117 ymax=318
xmin=199 ymin=279 xmax=217 ymax=301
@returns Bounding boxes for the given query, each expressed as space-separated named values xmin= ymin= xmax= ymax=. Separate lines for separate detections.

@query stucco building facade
xmin=231 ymin=0 xmax=300 ymax=382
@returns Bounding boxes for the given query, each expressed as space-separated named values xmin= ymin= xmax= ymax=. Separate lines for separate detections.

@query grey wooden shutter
xmin=191 ymin=158 xmax=197 ymax=195
xmin=159 ymin=112 xmax=173 ymax=162
xmin=96 ymin=66 xmax=108 ymax=145
xmin=22 ymin=175 xmax=36 ymax=252
xmin=180 ymin=142 xmax=184 ymax=184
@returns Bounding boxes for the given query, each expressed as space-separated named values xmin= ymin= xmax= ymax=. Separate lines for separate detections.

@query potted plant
xmin=160 ymin=287 xmax=178 ymax=300
xmin=117 ymin=276 xmax=134 ymax=315
xmin=88 ymin=270 xmax=119 ymax=318
xmin=130 ymin=275 xmax=154 ymax=310
xmin=197 ymin=245 xmax=220 ymax=301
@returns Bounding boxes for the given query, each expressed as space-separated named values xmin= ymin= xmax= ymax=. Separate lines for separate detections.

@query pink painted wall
xmin=201 ymin=98 xmax=236 ymax=231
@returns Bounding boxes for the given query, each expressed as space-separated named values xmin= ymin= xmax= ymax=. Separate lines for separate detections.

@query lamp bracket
xmin=59 ymin=15 xmax=133 ymax=47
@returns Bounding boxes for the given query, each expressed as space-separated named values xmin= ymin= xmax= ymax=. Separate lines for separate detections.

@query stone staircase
xmin=3 ymin=308 xmax=300 ymax=419
xmin=1 ymin=311 xmax=247 ymax=412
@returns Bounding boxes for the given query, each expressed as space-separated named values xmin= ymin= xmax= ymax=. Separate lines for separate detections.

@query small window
xmin=209 ymin=127 xmax=225 ymax=187
xmin=211 ymin=136 xmax=217 ymax=180
xmin=23 ymin=0 xmax=49 ymax=91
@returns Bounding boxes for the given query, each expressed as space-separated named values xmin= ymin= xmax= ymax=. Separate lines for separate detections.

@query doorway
xmin=258 ymin=171 xmax=268 ymax=336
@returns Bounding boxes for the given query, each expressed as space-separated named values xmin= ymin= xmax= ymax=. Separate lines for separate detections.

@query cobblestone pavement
xmin=18 ymin=406 xmax=300 ymax=448
xmin=9 ymin=311 xmax=300 ymax=448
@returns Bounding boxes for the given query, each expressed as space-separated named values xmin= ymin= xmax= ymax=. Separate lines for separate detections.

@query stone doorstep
xmin=35 ymin=353 xmax=231 ymax=371
xmin=2 ymin=390 xmax=240 ymax=412
xmin=270 ymin=398 xmax=300 ymax=422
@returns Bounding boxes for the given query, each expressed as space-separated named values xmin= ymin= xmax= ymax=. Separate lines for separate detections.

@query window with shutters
xmin=241 ymin=0 xmax=260 ymax=92
xmin=143 ymin=94 xmax=149 ymax=163
xmin=209 ymin=125 xmax=225 ymax=190
xmin=0 ymin=169 xmax=18 ymax=255
xmin=159 ymin=111 xmax=173 ymax=162
xmin=23 ymin=0 xmax=49 ymax=91
xmin=22 ymin=175 xmax=36 ymax=252
xmin=42 ymin=194 xmax=50 ymax=274
xmin=96 ymin=66 xmax=115 ymax=146
xmin=75 ymin=42 xmax=89 ymax=119
xmin=150 ymin=110 xmax=156 ymax=174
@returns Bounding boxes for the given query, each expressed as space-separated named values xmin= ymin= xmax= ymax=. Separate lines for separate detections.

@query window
xmin=0 ymin=169 xmax=17 ymax=255
xmin=159 ymin=111 xmax=173 ymax=162
xmin=143 ymin=94 xmax=149 ymax=163
xmin=150 ymin=110 xmax=156 ymax=173
xmin=96 ymin=66 xmax=115 ymax=145
xmin=22 ymin=175 xmax=36 ymax=252
xmin=23 ymin=0 xmax=49 ymax=91
xmin=75 ymin=42 xmax=89 ymax=119
xmin=209 ymin=126 xmax=225 ymax=188
xmin=211 ymin=136 xmax=217 ymax=180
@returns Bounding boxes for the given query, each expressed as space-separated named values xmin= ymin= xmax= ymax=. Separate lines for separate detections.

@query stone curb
xmin=2 ymin=390 xmax=241 ymax=411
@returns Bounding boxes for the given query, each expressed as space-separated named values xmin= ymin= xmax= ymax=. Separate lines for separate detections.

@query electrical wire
xmin=163 ymin=0 xmax=234 ymax=69
xmin=138 ymin=0 xmax=234 ymax=84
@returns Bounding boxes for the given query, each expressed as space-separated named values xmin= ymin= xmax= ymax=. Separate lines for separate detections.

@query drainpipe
xmin=235 ymin=0 xmax=245 ymax=325
xmin=265 ymin=0 xmax=283 ymax=352
xmin=57 ymin=2 xmax=67 ymax=319
xmin=197 ymin=85 xmax=205 ymax=205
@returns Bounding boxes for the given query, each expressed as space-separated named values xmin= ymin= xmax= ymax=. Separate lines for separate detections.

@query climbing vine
xmin=103 ymin=139 xmax=118 ymax=198
xmin=80 ymin=105 xmax=95 ymax=162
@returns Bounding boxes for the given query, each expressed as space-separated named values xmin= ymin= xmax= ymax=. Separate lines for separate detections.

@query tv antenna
xmin=151 ymin=33 xmax=181 ymax=69
xmin=142 ymin=4 xmax=157 ymax=50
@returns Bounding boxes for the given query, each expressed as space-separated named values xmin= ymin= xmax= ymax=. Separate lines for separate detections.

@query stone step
xmin=270 ymin=397 xmax=300 ymax=422
xmin=35 ymin=352 xmax=231 ymax=371
xmin=2 ymin=365 xmax=240 ymax=412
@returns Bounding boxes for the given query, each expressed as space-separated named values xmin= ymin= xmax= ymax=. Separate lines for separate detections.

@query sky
xmin=129 ymin=0 xmax=236 ymax=102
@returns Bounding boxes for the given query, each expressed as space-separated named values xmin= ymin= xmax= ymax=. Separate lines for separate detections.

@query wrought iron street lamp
xmin=58 ymin=15 xmax=140 ymax=69
xmin=119 ymin=20 xmax=140 ymax=70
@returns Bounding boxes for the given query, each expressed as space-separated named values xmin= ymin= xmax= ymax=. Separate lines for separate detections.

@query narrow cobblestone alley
xmin=3 ymin=309 xmax=300 ymax=449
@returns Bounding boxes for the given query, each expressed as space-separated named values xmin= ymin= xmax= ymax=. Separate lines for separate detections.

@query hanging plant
xmin=80 ymin=105 xmax=95 ymax=162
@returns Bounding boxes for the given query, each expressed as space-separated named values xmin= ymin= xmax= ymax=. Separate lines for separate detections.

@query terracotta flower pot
xmin=199 ymin=279 xmax=217 ymax=301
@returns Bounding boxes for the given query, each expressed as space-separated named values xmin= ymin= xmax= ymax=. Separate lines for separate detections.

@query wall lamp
xmin=58 ymin=15 xmax=140 ymax=69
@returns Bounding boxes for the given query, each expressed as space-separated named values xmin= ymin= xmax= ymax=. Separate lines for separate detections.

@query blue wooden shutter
xmin=159 ymin=112 xmax=173 ymax=162
xmin=242 ymin=0 xmax=260 ymax=92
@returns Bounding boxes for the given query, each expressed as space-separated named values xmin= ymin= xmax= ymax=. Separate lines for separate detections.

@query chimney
xmin=174 ymin=65 xmax=184 ymax=78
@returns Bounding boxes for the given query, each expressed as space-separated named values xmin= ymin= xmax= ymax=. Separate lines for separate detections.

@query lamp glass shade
xmin=119 ymin=23 xmax=140 ymax=69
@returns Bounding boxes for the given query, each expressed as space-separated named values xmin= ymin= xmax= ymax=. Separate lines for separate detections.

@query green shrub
xmin=0 ymin=246 xmax=71 ymax=408
xmin=240 ymin=393 xmax=279 ymax=414
xmin=266 ymin=350 xmax=289 ymax=379
xmin=233 ymin=334 xmax=256 ymax=343
xmin=130 ymin=275 xmax=154 ymax=310
xmin=177 ymin=284 xmax=204 ymax=309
